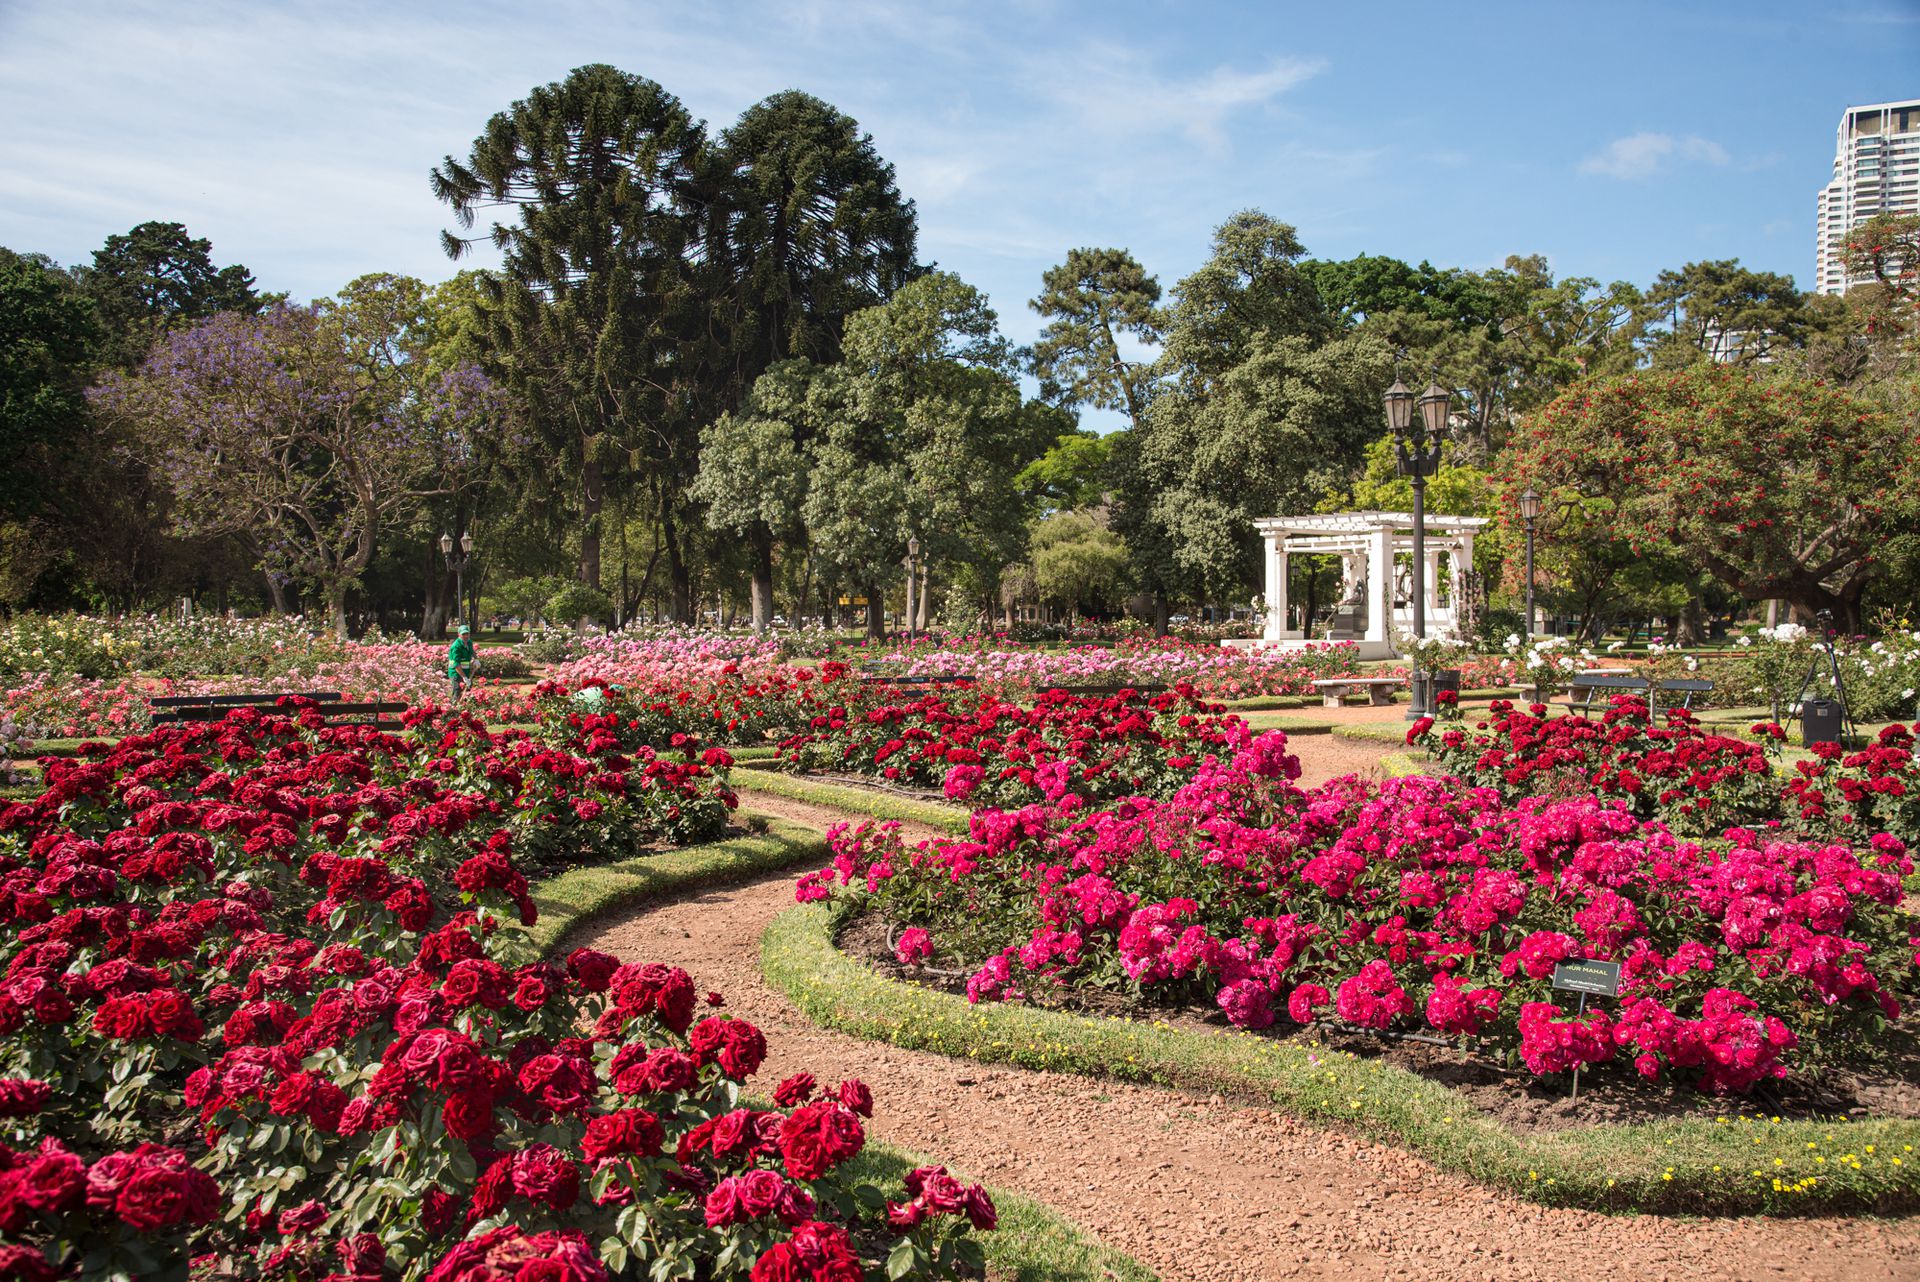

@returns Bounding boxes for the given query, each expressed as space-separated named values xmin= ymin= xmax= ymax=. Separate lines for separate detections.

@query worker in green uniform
xmin=447 ymin=624 xmax=476 ymax=702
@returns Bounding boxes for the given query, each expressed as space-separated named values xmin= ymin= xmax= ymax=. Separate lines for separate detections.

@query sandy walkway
xmin=573 ymin=737 xmax=1919 ymax=1282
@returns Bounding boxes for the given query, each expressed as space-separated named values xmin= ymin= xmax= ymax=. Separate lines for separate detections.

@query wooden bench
xmin=1310 ymin=677 xmax=1403 ymax=708
xmin=1559 ymin=673 xmax=1714 ymax=717
xmin=149 ymin=691 xmax=407 ymax=731
xmin=856 ymin=671 xmax=972 ymax=699
xmin=1038 ymin=684 xmax=1167 ymax=698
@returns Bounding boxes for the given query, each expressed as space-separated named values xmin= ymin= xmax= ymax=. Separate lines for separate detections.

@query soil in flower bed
xmin=836 ymin=910 xmax=1920 ymax=1133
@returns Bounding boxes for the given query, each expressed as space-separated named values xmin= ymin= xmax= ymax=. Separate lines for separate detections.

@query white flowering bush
xmin=1502 ymin=634 xmax=1597 ymax=700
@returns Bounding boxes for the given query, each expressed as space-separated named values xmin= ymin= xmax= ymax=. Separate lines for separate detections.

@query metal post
xmin=1569 ymin=991 xmax=1587 ymax=1103
xmin=1524 ymin=516 xmax=1537 ymax=637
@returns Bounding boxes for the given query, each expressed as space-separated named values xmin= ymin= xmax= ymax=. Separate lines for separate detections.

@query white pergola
xmin=1253 ymin=511 xmax=1489 ymax=653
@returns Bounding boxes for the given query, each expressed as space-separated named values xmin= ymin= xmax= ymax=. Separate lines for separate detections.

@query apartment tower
xmin=1814 ymin=98 xmax=1919 ymax=294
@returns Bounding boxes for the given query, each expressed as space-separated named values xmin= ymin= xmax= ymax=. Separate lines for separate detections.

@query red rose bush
xmin=0 ymin=705 xmax=989 ymax=1280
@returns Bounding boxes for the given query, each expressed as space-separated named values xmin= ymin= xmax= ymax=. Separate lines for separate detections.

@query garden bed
xmin=834 ymin=908 xmax=1920 ymax=1134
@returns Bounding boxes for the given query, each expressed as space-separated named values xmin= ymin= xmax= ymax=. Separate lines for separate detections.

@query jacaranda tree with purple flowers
xmin=91 ymin=291 xmax=505 ymax=634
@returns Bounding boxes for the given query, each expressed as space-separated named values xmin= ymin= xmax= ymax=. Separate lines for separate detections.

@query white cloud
xmin=1577 ymin=132 xmax=1730 ymax=180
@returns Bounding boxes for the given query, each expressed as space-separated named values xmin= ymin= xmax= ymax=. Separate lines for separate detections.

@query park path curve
xmin=575 ymin=746 xmax=1920 ymax=1282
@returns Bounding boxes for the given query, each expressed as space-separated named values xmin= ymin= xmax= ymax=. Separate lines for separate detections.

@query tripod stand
xmin=1787 ymin=618 xmax=1856 ymax=747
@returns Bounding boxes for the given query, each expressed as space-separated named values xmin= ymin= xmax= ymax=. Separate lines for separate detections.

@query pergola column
xmin=1366 ymin=526 xmax=1392 ymax=645
xmin=1261 ymin=531 xmax=1285 ymax=641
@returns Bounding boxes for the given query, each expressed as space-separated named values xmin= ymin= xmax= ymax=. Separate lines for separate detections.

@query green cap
xmin=457 ymin=625 xmax=470 ymax=634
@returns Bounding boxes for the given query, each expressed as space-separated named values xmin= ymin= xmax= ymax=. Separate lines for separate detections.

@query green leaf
xmin=886 ymin=1239 xmax=919 ymax=1281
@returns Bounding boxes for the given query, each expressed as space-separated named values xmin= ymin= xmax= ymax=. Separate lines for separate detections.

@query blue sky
xmin=3 ymin=0 xmax=1916 ymax=359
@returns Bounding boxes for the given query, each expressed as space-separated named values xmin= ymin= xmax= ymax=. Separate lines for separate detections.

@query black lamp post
xmin=440 ymin=531 xmax=474 ymax=634
xmin=1518 ymin=488 xmax=1542 ymax=637
xmin=1388 ymin=368 xmax=1451 ymax=718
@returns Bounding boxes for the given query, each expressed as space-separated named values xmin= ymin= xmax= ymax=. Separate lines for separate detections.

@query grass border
xmin=525 ymin=817 xmax=1157 ymax=1281
xmin=763 ymin=900 xmax=1920 ymax=1217
xmin=1330 ymin=721 xmax=1419 ymax=744
xmin=527 ymin=816 xmax=833 ymax=956
xmin=728 ymin=769 xmax=972 ymax=835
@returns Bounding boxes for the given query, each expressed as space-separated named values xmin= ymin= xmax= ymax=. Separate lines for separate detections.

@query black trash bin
xmin=1802 ymin=698 xmax=1844 ymax=749
xmin=1432 ymin=669 xmax=1462 ymax=701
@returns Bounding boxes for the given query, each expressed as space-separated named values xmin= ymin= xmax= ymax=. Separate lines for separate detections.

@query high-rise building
xmin=1815 ymin=98 xmax=1919 ymax=295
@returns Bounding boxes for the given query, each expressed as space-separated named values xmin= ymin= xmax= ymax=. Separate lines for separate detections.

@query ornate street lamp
xmin=1390 ymin=366 xmax=1450 ymax=718
xmin=440 ymin=531 xmax=474 ymax=634
xmin=1517 ymin=488 xmax=1542 ymax=637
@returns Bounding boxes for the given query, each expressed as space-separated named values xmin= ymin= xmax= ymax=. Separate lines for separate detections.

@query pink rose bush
xmin=0 ymin=706 xmax=990 ymax=1280
xmin=801 ymin=728 xmax=1918 ymax=1095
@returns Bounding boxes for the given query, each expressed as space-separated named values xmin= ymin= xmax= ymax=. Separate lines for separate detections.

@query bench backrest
xmin=1569 ymin=674 xmax=1650 ymax=691
xmin=148 ymin=692 xmax=406 ymax=730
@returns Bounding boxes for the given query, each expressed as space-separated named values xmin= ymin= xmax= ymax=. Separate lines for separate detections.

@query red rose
xmin=112 ymin=1157 xmax=219 ymax=1231
xmin=565 ymin=949 xmax=618 ymax=992
xmin=517 ymin=1054 xmax=595 ymax=1116
xmin=833 ymin=1079 xmax=872 ymax=1118
xmin=441 ymin=1091 xmax=496 ymax=1142
xmin=276 ymin=1199 xmax=327 ymax=1234
xmin=579 ymin=1110 xmax=663 ymax=1162
xmin=771 ymin=1073 xmax=815 ymax=1107
xmin=509 ymin=1145 xmax=578 ymax=1211
xmin=0 ymin=1080 xmax=49 ymax=1118
xmin=18 ymin=1140 xmax=84 ymax=1215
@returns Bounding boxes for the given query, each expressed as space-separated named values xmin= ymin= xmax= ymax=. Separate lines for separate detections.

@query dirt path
xmin=575 ymin=740 xmax=1919 ymax=1282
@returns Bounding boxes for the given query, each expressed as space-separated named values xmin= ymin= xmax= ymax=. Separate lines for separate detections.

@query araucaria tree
xmin=432 ymin=65 xmax=706 ymax=609
xmin=91 ymin=303 xmax=501 ymax=635
xmin=1507 ymin=366 xmax=1920 ymax=630
xmin=698 ymin=90 xmax=920 ymax=631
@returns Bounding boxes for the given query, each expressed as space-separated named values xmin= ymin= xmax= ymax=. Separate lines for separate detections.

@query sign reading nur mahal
xmin=1244 ymin=510 xmax=1489 ymax=660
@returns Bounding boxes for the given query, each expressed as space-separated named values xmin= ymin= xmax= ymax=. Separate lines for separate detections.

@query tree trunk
xmin=864 ymin=588 xmax=885 ymax=641
xmin=749 ymin=527 xmax=775 ymax=634
xmin=1152 ymin=593 xmax=1169 ymax=637
xmin=1676 ymin=597 xmax=1705 ymax=647
xmin=915 ymin=566 xmax=932 ymax=632
xmin=326 ymin=585 xmax=349 ymax=639
xmin=579 ymin=451 xmax=603 ymax=589
xmin=663 ymin=508 xmax=692 ymax=624
xmin=263 ymin=571 xmax=288 ymax=615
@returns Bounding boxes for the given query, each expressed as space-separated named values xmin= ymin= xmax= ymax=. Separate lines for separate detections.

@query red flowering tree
xmin=1503 ymin=367 xmax=1920 ymax=630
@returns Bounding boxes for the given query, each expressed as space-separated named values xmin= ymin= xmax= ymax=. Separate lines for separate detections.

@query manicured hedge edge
xmin=1219 ymin=695 xmax=1308 ymax=711
xmin=727 ymin=770 xmax=972 ymax=835
xmin=763 ymin=900 xmax=1920 ymax=1216
xmin=527 ymin=817 xmax=831 ymax=956
xmin=1330 ymin=721 xmax=1418 ymax=744
xmin=1230 ymin=714 xmax=1333 ymax=736
xmin=525 ymin=819 xmax=1157 ymax=1281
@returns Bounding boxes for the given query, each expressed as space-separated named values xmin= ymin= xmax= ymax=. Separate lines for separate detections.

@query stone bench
xmin=1310 ymin=677 xmax=1403 ymax=708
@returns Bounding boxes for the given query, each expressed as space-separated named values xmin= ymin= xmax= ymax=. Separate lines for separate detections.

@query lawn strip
xmin=527 ymin=816 xmax=829 ymax=956
xmin=728 ymin=769 xmax=972 ymax=834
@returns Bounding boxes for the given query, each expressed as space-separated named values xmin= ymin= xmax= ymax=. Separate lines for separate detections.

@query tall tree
xmin=92 ymin=302 xmax=501 ymax=634
xmin=1639 ymin=259 xmax=1816 ymax=367
xmin=432 ymin=65 xmax=706 ymax=609
xmin=1506 ymin=366 xmax=1920 ymax=630
xmin=78 ymin=221 xmax=258 ymax=369
xmin=0 ymin=250 xmax=98 ymax=601
xmin=697 ymin=91 xmax=920 ymax=630
xmin=1111 ymin=211 xmax=1372 ymax=616
xmin=800 ymin=272 xmax=1054 ymax=637
xmin=1028 ymin=247 xmax=1162 ymax=425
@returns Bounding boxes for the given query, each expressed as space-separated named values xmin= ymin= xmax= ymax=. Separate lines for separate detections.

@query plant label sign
xmin=1551 ymin=960 xmax=1622 ymax=998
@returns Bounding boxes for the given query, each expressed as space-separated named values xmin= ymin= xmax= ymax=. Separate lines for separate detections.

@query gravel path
xmin=573 ymin=741 xmax=1920 ymax=1282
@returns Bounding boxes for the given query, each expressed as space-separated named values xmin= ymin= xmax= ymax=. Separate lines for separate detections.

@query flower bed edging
xmin=763 ymin=901 xmax=1920 ymax=1216
xmin=728 ymin=770 xmax=972 ymax=835
xmin=528 ymin=816 xmax=833 ymax=956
